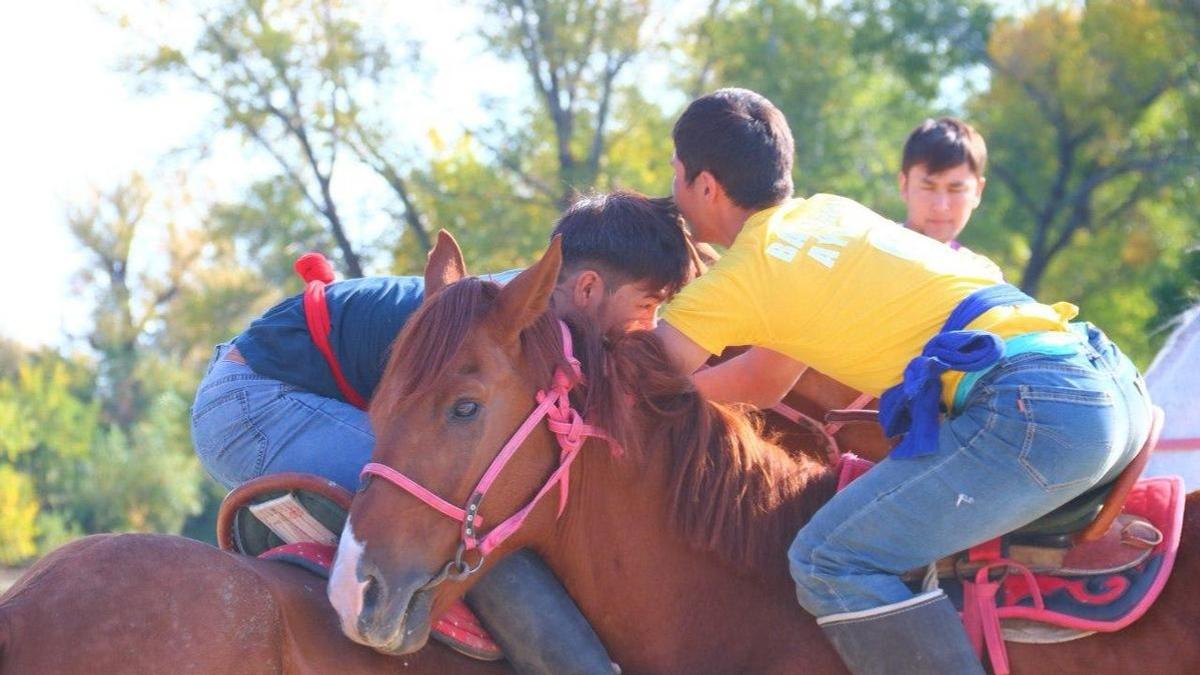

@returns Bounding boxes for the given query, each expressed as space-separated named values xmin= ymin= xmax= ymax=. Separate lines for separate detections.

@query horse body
xmin=0 ymin=533 xmax=511 ymax=674
xmin=335 ymin=235 xmax=1200 ymax=674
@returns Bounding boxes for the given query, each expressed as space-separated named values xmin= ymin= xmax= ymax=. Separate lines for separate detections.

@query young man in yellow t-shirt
xmin=655 ymin=88 xmax=1152 ymax=674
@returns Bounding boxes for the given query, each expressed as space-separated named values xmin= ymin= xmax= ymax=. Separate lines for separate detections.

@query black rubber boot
xmin=465 ymin=549 xmax=617 ymax=675
xmin=818 ymin=590 xmax=985 ymax=675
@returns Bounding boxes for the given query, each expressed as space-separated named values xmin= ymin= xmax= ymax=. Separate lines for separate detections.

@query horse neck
xmin=793 ymin=368 xmax=863 ymax=411
xmin=539 ymin=432 xmax=839 ymax=672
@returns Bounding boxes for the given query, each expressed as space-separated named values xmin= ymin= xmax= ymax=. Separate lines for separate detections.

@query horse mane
xmin=601 ymin=332 xmax=837 ymax=574
xmin=374 ymin=277 xmax=837 ymax=575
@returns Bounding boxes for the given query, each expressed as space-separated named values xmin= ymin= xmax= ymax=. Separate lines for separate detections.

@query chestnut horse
xmin=330 ymin=235 xmax=1200 ymax=674
xmin=0 ymin=534 xmax=512 ymax=673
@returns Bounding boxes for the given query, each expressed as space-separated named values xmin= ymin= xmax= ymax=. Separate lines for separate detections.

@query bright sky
xmin=0 ymin=2 xmax=179 ymax=348
xmin=0 ymin=0 xmax=524 ymax=350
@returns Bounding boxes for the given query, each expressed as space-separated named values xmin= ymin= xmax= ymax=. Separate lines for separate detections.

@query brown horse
xmin=759 ymin=362 xmax=891 ymax=463
xmin=331 ymin=235 xmax=1200 ymax=674
xmin=0 ymin=533 xmax=512 ymax=674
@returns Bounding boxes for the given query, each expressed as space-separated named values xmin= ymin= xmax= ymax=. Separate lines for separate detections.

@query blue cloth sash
xmin=878 ymin=284 xmax=1035 ymax=459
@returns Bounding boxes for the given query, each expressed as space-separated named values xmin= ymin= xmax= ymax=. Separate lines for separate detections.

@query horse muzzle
xmin=343 ymin=561 xmax=435 ymax=654
xmin=328 ymin=530 xmax=435 ymax=654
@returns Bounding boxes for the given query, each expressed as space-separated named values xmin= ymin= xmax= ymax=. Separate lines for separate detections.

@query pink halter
xmin=360 ymin=321 xmax=613 ymax=585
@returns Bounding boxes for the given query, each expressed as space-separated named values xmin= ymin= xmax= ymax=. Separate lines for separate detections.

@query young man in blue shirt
xmin=192 ymin=190 xmax=694 ymax=675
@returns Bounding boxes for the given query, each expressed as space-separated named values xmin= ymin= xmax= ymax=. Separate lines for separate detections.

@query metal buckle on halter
xmin=422 ymin=543 xmax=486 ymax=591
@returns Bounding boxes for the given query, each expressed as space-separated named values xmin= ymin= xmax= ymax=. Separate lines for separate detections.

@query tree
xmin=399 ymin=131 xmax=560 ymax=273
xmin=68 ymin=176 xmax=174 ymax=429
xmin=125 ymin=0 xmax=435 ymax=274
xmin=840 ymin=0 xmax=994 ymax=99
xmin=970 ymin=0 xmax=1200 ymax=295
xmin=0 ymin=352 xmax=100 ymax=560
xmin=474 ymin=0 xmax=662 ymax=209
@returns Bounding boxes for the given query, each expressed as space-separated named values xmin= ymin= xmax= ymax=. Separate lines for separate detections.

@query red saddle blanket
xmin=260 ymin=542 xmax=503 ymax=661
xmin=836 ymin=455 xmax=1185 ymax=675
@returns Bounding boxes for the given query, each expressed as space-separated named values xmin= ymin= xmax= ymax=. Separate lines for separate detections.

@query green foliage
xmin=75 ymin=391 xmax=203 ymax=534
xmin=840 ymin=0 xmax=994 ymax=97
xmin=402 ymin=131 xmax=559 ymax=273
xmin=695 ymin=0 xmax=927 ymax=214
xmin=0 ymin=353 xmax=97 ymax=563
xmin=207 ymin=177 xmax=333 ymax=287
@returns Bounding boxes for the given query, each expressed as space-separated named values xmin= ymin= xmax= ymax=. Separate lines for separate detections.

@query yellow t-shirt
xmin=660 ymin=195 xmax=1077 ymax=406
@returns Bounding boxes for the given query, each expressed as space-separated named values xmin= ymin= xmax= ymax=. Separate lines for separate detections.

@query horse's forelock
xmin=373 ymin=278 xmax=577 ymax=419
xmin=373 ymin=278 xmax=498 ymax=417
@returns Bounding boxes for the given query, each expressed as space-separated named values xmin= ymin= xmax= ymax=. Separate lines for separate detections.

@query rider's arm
xmin=694 ymin=346 xmax=806 ymax=408
xmin=655 ymin=321 xmax=714 ymax=374
xmin=655 ymin=323 xmax=807 ymax=408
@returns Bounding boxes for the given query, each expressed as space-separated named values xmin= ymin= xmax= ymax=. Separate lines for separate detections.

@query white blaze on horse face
xmin=328 ymin=519 xmax=369 ymax=641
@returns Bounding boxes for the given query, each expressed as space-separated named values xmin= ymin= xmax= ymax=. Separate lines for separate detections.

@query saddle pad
xmin=989 ymin=475 xmax=1184 ymax=633
xmin=259 ymin=543 xmax=504 ymax=660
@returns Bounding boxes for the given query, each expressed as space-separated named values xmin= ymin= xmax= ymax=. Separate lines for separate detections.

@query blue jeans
xmin=190 ymin=343 xmax=375 ymax=491
xmin=788 ymin=323 xmax=1152 ymax=616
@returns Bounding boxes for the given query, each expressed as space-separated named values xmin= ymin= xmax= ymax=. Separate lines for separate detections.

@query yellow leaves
xmin=427 ymin=128 xmax=447 ymax=155
xmin=0 ymin=466 xmax=39 ymax=565
xmin=0 ymin=357 xmax=100 ymax=462
xmin=1121 ymin=227 xmax=1159 ymax=267
xmin=151 ymin=45 xmax=186 ymax=68
xmin=987 ymin=0 xmax=1181 ymax=131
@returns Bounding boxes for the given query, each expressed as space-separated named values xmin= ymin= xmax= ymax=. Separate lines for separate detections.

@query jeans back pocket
xmin=1017 ymin=384 xmax=1116 ymax=491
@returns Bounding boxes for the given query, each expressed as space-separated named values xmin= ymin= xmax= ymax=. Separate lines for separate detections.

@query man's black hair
xmin=672 ymin=88 xmax=794 ymax=210
xmin=552 ymin=190 xmax=693 ymax=297
xmin=901 ymin=117 xmax=988 ymax=177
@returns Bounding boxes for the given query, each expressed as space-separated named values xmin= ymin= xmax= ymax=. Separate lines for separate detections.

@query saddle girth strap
xmin=295 ymin=252 xmax=368 ymax=410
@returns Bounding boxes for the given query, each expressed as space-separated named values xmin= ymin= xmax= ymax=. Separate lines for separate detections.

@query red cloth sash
xmin=294 ymin=253 xmax=368 ymax=410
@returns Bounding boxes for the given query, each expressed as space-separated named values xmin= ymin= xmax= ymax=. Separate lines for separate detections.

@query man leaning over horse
xmin=653 ymin=88 xmax=1152 ymax=674
xmin=190 ymin=190 xmax=696 ymax=675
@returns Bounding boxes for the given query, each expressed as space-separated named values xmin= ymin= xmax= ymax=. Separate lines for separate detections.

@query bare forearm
xmin=693 ymin=349 xmax=805 ymax=408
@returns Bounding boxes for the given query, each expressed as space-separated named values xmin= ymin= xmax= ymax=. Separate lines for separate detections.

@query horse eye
xmin=450 ymin=399 xmax=481 ymax=421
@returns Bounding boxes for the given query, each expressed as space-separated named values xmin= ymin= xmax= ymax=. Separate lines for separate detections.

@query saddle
xmin=216 ymin=473 xmax=505 ymax=662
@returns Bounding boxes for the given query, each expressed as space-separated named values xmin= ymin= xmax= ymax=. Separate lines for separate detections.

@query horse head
xmin=328 ymin=232 xmax=597 ymax=654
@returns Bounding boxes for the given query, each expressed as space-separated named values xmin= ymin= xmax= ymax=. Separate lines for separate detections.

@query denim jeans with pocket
xmin=788 ymin=323 xmax=1152 ymax=616
xmin=190 ymin=343 xmax=375 ymax=491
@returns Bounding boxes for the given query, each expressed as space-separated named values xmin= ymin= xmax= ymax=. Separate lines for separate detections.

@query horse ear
xmin=494 ymin=236 xmax=563 ymax=342
xmin=424 ymin=230 xmax=468 ymax=298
